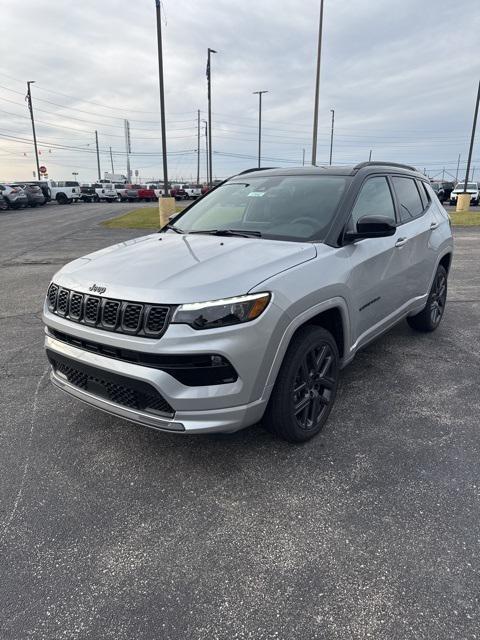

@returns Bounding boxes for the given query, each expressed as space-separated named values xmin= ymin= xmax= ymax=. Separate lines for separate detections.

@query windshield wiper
xmin=188 ymin=228 xmax=262 ymax=238
xmin=162 ymin=223 xmax=184 ymax=234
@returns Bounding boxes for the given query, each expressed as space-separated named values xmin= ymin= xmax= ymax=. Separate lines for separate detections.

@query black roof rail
xmin=354 ymin=161 xmax=417 ymax=172
xmin=236 ymin=167 xmax=278 ymax=175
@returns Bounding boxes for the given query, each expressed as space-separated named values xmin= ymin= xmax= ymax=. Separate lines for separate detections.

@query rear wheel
xmin=56 ymin=193 xmax=68 ymax=205
xmin=407 ymin=264 xmax=447 ymax=332
xmin=264 ymin=326 xmax=339 ymax=443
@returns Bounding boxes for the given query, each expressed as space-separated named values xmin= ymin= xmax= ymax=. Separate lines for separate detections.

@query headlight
xmin=172 ymin=293 xmax=271 ymax=330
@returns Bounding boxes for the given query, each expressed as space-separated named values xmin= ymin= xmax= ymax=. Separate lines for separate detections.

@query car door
xmin=343 ymin=175 xmax=407 ymax=345
xmin=390 ymin=176 xmax=437 ymax=303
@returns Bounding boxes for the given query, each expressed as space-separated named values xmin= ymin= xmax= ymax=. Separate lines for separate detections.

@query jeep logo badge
xmin=89 ymin=284 xmax=107 ymax=294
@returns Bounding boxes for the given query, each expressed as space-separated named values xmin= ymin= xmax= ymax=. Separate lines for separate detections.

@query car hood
xmin=452 ymin=189 xmax=478 ymax=194
xmin=54 ymin=232 xmax=317 ymax=303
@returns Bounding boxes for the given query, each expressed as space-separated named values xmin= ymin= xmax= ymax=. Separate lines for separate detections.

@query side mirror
xmin=344 ymin=215 xmax=396 ymax=242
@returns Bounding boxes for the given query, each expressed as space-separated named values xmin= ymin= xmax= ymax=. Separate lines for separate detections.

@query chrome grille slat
xmin=45 ymin=283 xmax=171 ymax=338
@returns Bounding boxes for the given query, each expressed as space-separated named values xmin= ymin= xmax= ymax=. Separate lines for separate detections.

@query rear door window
xmin=391 ymin=177 xmax=424 ymax=223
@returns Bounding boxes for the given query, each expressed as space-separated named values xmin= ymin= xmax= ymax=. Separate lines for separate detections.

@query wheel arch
xmin=261 ymin=297 xmax=350 ymax=400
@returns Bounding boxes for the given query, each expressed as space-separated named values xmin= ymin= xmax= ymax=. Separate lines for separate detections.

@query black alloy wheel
xmin=407 ymin=264 xmax=448 ymax=332
xmin=264 ymin=326 xmax=339 ymax=442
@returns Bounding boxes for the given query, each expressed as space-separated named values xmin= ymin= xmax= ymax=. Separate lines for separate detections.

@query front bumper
xmin=42 ymin=299 xmax=284 ymax=432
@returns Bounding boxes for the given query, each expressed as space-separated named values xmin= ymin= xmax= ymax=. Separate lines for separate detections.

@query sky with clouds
xmin=0 ymin=0 xmax=479 ymax=184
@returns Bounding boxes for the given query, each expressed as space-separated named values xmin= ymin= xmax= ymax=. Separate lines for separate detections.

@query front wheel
xmin=407 ymin=264 xmax=447 ymax=332
xmin=264 ymin=326 xmax=339 ymax=442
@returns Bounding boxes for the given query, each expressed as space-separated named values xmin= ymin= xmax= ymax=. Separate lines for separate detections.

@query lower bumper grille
xmin=47 ymin=350 xmax=174 ymax=418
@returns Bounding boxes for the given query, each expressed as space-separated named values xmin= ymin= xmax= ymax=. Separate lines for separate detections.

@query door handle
xmin=395 ymin=237 xmax=407 ymax=248
xmin=430 ymin=221 xmax=439 ymax=230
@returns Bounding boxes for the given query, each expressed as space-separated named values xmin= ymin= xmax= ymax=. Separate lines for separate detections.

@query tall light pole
xmin=155 ymin=0 xmax=169 ymax=197
xmin=95 ymin=130 xmax=101 ymax=181
xmin=253 ymin=90 xmax=268 ymax=168
xmin=368 ymin=149 xmax=372 ymax=161
xmin=202 ymin=119 xmax=209 ymax=184
xmin=124 ymin=119 xmax=131 ymax=183
xmin=196 ymin=109 xmax=200 ymax=185
xmin=206 ymin=47 xmax=217 ymax=186
xmin=311 ymin=0 xmax=324 ymax=166
xmin=463 ymin=80 xmax=480 ymax=194
xmin=455 ymin=154 xmax=461 ymax=182
xmin=26 ymin=81 xmax=40 ymax=178
xmin=329 ymin=108 xmax=334 ymax=165
xmin=109 ymin=146 xmax=115 ymax=174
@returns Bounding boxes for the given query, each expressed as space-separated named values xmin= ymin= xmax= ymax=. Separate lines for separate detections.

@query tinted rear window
xmin=391 ymin=177 xmax=424 ymax=222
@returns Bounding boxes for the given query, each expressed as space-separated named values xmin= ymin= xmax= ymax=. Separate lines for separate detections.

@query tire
xmin=263 ymin=326 xmax=340 ymax=443
xmin=407 ymin=264 xmax=447 ymax=333
xmin=56 ymin=193 xmax=68 ymax=205
xmin=29 ymin=203 xmax=37 ymax=208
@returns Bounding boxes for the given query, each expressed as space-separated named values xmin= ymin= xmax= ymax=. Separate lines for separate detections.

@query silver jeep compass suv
xmin=43 ymin=162 xmax=453 ymax=442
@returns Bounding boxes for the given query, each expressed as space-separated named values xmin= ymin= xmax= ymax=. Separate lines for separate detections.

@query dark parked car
xmin=170 ymin=185 xmax=189 ymax=200
xmin=431 ymin=181 xmax=454 ymax=203
xmin=19 ymin=180 xmax=52 ymax=202
xmin=16 ymin=183 xmax=46 ymax=207
xmin=80 ymin=186 xmax=97 ymax=202
xmin=0 ymin=193 xmax=8 ymax=210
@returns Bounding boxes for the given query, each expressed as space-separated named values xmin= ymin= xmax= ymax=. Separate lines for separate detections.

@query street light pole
xmin=463 ymin=79 xmax=480 ymax=193
xmin=311 ymin=0 xmax=324 ymax=166
xmin=253 ymin=90 xmax=268 ymax=168
xmin=329 ymin=108 xmax=334 ymax=165
xmin=202 ymin=119 xmax=209 ymax=184
xmin=95 ymin=130 xmax=101 ymax=181
xmin=196 ymin=109 xmax=200 ymax=185
xmin=207 ymin=47 xmax=217 ymax=186
xmin=109 ymin=146 xmax=115 ymax=173
xmin=155 ymin=0 xmax=169 ymax=197
xmin=26 ymin=81 xmax=40 ymax=178
xmin=455 ymin=154 xmax=461 ymax=182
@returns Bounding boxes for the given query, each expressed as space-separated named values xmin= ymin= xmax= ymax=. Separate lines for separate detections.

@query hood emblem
xmin=89 ymin=283 xmax=107 ymax=295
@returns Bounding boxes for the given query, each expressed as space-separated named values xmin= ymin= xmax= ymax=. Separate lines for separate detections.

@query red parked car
xmin=131 ymin=185 xmax=157 ymax=202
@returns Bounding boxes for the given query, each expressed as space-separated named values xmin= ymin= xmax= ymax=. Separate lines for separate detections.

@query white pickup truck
xmin=181 ymin=184 xmax=202 ymax=199
xmin=44 ymin=180 xmax=81 ymax=204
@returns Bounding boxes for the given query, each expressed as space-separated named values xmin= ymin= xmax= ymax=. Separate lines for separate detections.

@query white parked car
xmin=92 ymin=183 xmax=118 ymax=202
xmin=44 ymin=180 xmax=81 ymax=204
xmin=449 ymin=182 xmax=479 ymax=206
xmin=182 ymin=185 xmax=202 ymax=199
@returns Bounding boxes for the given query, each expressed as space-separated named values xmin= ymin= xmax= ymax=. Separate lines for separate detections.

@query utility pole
xmin=311 ymin=0 xmax=324 ymax=166
xmin=329 ymin=108 xmax=335 ymax=165
xmin=109 ymin=146 xmax=114 ymax=173
xmin=95 ymin=130 xmax=101 ymax=181
xmin=202 ymin=119 xmax=209 ymax=184
xmin=124 ymin=119 xmax=132 ymax=183
xmin=155 ymin=0 xmax=169 ymax=197
xmin=196 ymin=109 xmax=201 ymax=185
xmin=463 ymin=80 xmax=480 ymax=193
xmin=302 ymin=148 xmax=305 ymax=166
xmin=368 ymin=149 xmax=372 ymax=161
xmin=442 ymin=167 xmax=445 ymax=181
xmin=26 ymin=81 xmax=40 ymax=179
xmin=253 ymin=90 xmax=268 ymax=168
xmin=472 ymin=167 xmax=476 ymax=181
xmin=207 ymin=47 xmax=217 ymax=186
xmin=455 ymin=154 xmax=461 ymax=182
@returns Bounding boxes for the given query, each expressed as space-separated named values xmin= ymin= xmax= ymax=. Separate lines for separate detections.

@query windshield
xmin=171 ymin=175 xmax=348 ymax=241
xmin=455 ymin=183 xmax=477 ymax=190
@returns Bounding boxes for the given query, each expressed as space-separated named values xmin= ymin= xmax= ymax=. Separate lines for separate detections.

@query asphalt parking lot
xmin=1 ymin=202 xmax=479 ymax=640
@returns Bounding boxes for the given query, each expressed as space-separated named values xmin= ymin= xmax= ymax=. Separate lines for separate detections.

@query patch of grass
xmin=448 ymin=210 xmax=480 ymax=226
xmin=102 ymin=206 xmax=181 ymax=229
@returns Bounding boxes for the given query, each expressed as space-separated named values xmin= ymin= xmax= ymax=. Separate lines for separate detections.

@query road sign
xmin=39 ymin=165 xmax=47 ymax=174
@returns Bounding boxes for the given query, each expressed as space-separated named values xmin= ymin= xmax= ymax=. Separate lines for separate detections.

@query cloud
xmin=1 ymin=0 xmax=479 ymax=182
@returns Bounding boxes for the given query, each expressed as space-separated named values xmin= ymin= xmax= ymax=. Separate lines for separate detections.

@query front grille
xmin=57 ymin=288 xmax=69 ymax=315
xmin=48 ymin=350 xmax=174 ymax=417
xmin=102 ymin=300 xmax=121 ymax=328
xmin=69 ymin=292 xmax=83 ymax=320
xmin=46 ymin=283 xmax=172 ymax=338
